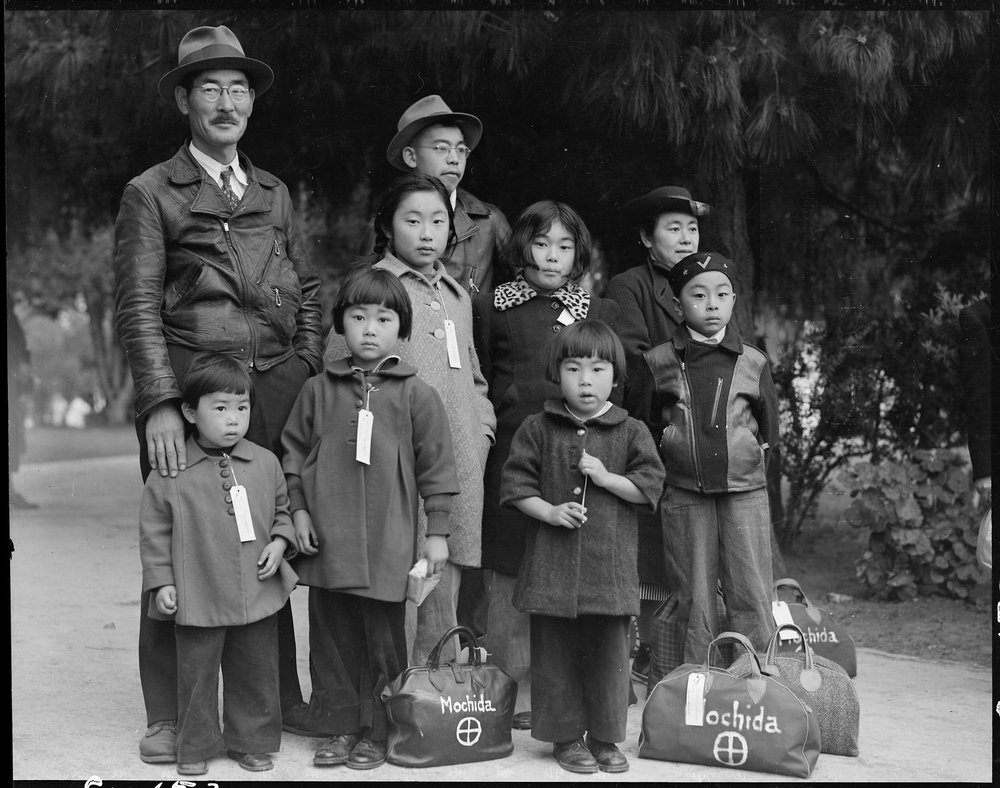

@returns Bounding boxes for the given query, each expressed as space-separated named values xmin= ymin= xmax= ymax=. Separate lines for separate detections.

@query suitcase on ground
xmin=773 ymin=577 xmax=858 ymax=677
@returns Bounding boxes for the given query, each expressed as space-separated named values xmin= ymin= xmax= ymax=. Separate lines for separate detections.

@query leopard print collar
xmin=493 ymin=274 xmax=591 ymax=322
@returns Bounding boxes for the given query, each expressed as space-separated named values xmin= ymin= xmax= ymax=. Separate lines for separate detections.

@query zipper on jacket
xmin=273 ymin=287 xmax=281 ymax=307
xmin=256 ymin=238 xmax=282 ymax=287
xmin=680 ymin=361 xmax=704 ymax=491
xmin=710 ymin=377 xmax=724 ymax=429
xmin=221 ymin=219 xmax=258 ymax=365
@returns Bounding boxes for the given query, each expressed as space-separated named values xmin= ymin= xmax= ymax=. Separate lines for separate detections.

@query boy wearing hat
xmin=368 ymin=94 xmax=511 ymax=295
xmin=113 ymin=25 xmax=322 ymax=763
xmin=641 ymin=252 xmax=779 ymax=664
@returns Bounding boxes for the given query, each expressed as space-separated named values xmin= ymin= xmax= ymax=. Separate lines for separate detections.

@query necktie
xmin=220 ymin=167 xmax=240 ymax=213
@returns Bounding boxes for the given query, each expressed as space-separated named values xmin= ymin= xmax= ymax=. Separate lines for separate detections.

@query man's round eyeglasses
xmin=413 ymin=143 xmax=472 ymax=160
xmin=195 ymin=85 xmax=251 ymax=104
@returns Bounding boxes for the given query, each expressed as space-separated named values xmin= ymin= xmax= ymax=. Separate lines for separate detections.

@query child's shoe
xmin=227 ymin=750 xmax=273 ymax=772
xmin=553 ymin=738 xmax=599 ymax=774
xmin=139 ymin=719 xmax=176 ymax=763
xmin=346 ymin=736 xmax=387 ymax=770
xmin=176 ymin=760 xmax=207 ymax=776
xmin=585 ymin=734 xmax=629 ymax=773
xmin=314 ymin=733 xmax=360 ymax=766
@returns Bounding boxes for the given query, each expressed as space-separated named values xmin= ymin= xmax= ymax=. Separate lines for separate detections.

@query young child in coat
xmin=283 ymin=266 xmax=460 ymax=770
xmin=500 ymin=320 xmax=664 ymax=774
xmin=324 ymin=173 xmax=496 ymax=667
xmin=642 ymin=252 xmax=779 ymax=664
xmin=473 ymin=200 xmax=619 ymax=728
xmin=139 ymin=352 xmax=299 ymax=777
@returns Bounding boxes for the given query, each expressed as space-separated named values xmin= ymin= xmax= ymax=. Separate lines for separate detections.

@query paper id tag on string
xmin=230 ymin=485 xmax=256 ymax=543
xmin=684 ymin=672 xmax=706 ymax=726
xmin=556 ymin=308 xmax=575 ymax=326
xmin=772 ymin=600 xmax=799 ymax=640
xmin=356 ymin=408 xmax=373 ymax=465
xmin=443 ymin=319 xmax=462 ymax=369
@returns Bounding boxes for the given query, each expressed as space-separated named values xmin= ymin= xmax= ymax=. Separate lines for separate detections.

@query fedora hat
xmin=157 ymin=25 xmax=274 ymax=103
xmin=623 ymin=185 xmax=712 ymax=224
xmin=386 ymin=95 xmax=483 ymax=171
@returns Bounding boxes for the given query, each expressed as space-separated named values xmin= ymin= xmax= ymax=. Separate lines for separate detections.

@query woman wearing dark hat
xmin=603 ymin=185 xmax=711 ymax=685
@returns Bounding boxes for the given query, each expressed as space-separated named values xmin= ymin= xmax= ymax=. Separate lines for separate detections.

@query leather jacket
xmin=113 ymin=144 xmax=323 ymax=419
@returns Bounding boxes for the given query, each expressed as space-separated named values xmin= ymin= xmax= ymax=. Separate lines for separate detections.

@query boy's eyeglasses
xmin=412 ymin=143 xmax=472 ymax=160
xmin=194 ymin=84 xmax=251 ymax=104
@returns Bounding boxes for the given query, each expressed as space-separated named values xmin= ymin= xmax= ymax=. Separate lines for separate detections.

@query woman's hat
xmin=623 ymin=185 xmax=712 ymax=224
xmin=387 ymin=95 xmax=484 ymax=171
xmin=157 ymin=25 xmax=274 ymax=103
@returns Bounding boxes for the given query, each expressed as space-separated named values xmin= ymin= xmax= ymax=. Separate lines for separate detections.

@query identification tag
xmin=444 ymin=319 xmax=462 ymax=369
xmin=556 ymin=308 xmax=575 ymax=326
xmin=356 ymin=408 xmax=373 ymax=464
xmin=231 ymin=484 xmax=256 ymax=542
xmin=684 ymin=672 xmax=706 ymax=726
xmin=772 ymin=601 xmax=800 ymax=640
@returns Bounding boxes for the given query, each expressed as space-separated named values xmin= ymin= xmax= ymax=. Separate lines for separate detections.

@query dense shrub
xmin=838 ymin=448 xmax=986 ymax=601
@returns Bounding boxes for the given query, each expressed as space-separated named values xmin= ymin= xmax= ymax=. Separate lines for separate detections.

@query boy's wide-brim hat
xmin=668 ymin=251 xmax=735 ymax=294
xmin=387 ymin=95 xmax=483 ymax=171
xmin=623 ymin=185 xmax=712 ymax=223
xmin=157 ymin=25 xmax=274 ymax=103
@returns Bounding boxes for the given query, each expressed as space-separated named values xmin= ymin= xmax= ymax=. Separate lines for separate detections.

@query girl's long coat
xmin=473 ymin=286 xmax=620 ymax=575
xmin=281 ymin=357 xmax=460 ymax=602
xmin=324 ymin=254 xmax=496 ymax=567
xmin=500 ymin=400 xmax=665 ymax=618
xmin=140 ymin=437 xmax=299 ymax=627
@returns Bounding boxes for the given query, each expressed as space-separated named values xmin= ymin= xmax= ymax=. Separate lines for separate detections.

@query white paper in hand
xmin=406 ymin=559 xmax=441 ymax=605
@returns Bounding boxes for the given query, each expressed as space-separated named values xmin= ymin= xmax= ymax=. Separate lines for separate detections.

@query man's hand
xmin=155 ymin=585 xmax=177 ymax=616
xmin=292 ymin=510 xmax=320 ymax=555
xmin=146 ymin=402 xmax=187 ymax=477
xmin=258 ymin=537 xmax=288 ymax=581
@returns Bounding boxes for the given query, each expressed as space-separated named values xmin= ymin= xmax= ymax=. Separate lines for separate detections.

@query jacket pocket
xmin=163 ymin=264 xmax=207 ymax=313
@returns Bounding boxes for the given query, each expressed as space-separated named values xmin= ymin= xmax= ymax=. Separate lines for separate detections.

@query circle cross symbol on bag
xmin=456 ymin=717 xmax=482 ymax=747
xmin=713 ymin=731 xmax=749 ymax=767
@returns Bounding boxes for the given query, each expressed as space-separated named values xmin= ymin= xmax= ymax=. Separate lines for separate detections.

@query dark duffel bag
xmin=381 ymin=625 xmax=517 ymax=767
xmin=773 ymin=577 xmax=858 ymax=677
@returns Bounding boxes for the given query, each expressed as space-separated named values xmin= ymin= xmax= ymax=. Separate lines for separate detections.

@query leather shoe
xmin=512 ymin=711 xmax=532 ymax=730
xmin=139 ymin=719 xmax=176 ymax=763
xmin=314 ymin=733 xmax=360 ymax=766
xmin=346 ymin=736 xmax=387 ymax=770
xmin=282 ymin=702 xmax=325 ymax=737
xmin=176 ymin=760 xmax=207 ymax=776
xmin=553 ymin=738 xmax=599 ymax=774
xmin=227 ymin=750 xmax=273 ymax=772
xmin=585 ymin=735 xmax=629 ymax=773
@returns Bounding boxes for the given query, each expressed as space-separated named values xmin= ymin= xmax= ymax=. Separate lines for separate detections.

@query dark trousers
xmin=174 ymin=615 xmax=281 ymax=763
xmin=456 ymin=566 xmax=489 ymax=638
xmin=529 ymin=613 xmax=630 ymax=744
xmin=307 ymin=589 xmax=407 ymax=741
xmin=136 ymin=351 xmax=311 ymax=724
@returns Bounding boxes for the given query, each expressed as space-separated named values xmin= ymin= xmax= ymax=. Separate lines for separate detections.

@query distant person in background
xmin=8 ymin=290 xmax=37 ymax=510
xmin=958 ymin=296 xmax=992 ymax=505
xmin=113 ymin=25 xmax=323 ymax=763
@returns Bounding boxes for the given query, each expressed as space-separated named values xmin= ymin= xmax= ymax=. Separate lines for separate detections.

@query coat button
xmin=430 ymin=301 xmax=441 ymax=311
xmin=577 ymin=428 xmax=586 ymax=436
xmin=573 ymin=486 xmax=582 ymax=495
xmin=551 ymin=325 xmax=562 ymax=332
xmin=549 ymin=301 xmax=561 ymax=310
xmin=227 ymin=508 xmax=235 ymax=516
xmin=218 ymin=458 xmax=229 ymax=468
xmin=225 ymin=494 xmax=233 ymax=503
xmin=434 ymin=328 xmax=445 ymax=339
xmin=220 ymin=469 xmax=230 ymax=478
xmin=355 ymin=400 xmax=364 ymax=408
xmin=223 ymin=482 xmax=232 ymax=490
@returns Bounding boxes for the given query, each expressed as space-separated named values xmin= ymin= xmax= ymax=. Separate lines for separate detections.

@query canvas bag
xmin=730 ymin=623 xmax=860 ymax=756
xmin=773 ymin=577 xmax=858 ymax=677
xmin=381 ymin=625 xmax=517 ymax=767
xmin=639 ymin=631 xmax=821 ymax=778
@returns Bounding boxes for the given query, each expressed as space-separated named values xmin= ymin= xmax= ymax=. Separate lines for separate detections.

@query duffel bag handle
xmin=774 ymin=577 xmax=812 ymax=606
xmin=426 ymin=625 xmax=483 ymax=668
xmin=707 ymin=631 xmax=763 ymax=677
xmin=765 ymin=623 xmax=815 ymax=670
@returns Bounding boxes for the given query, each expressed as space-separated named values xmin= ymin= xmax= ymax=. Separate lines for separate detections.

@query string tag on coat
xmin=225 ymin=456 xmax=256 ymax=542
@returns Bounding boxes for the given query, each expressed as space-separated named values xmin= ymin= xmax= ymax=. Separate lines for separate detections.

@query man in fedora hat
xmin=604 ymin=184 xmax=711 ymax=685
xmin=364 ymin=94 xmax=511 ymax=295
xmin=114 ymin=24 xmax=322 ymax=765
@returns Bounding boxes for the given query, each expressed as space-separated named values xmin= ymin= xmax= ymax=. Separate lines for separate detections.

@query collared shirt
xmin=188 ymin=142 xmax=247 ymax=199
xmin=686 ymin=324 xmax=727 ymax=345
xmin=450 ymin=189 xmax=458 ymax=211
